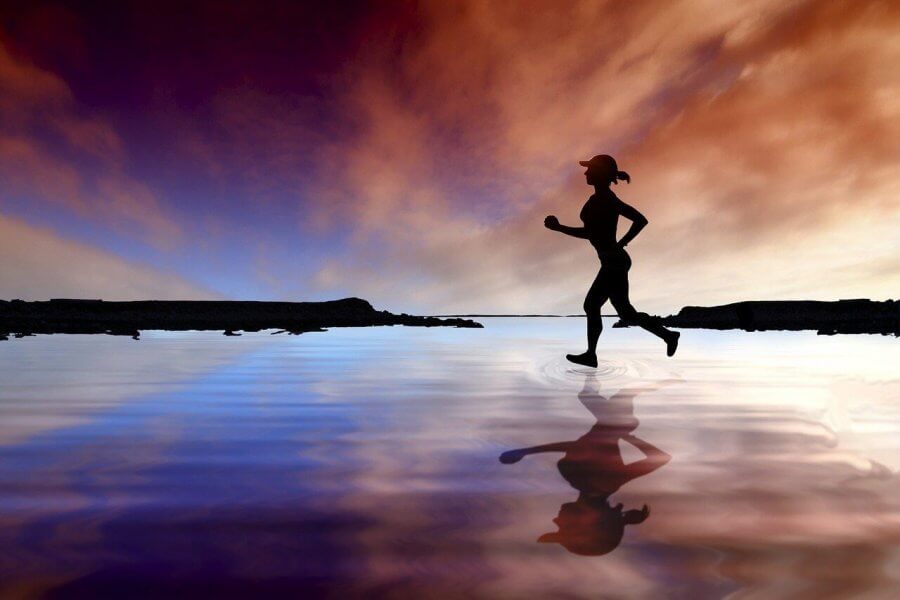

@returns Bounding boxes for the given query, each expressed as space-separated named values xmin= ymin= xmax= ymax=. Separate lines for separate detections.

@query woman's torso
xmin=580 ymin=190 xmax=624 ymax=257
xmin=556 ymin=426 xmax=633 ymax=495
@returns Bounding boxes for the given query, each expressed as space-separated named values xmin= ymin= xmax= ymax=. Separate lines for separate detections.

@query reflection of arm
xmin=516 ymin=441 xmax=574 ymax=455
xmin=499 ymin=441 xmax=574 ymax=463
xmin=621 ymin=434 xmax=671 ymax=479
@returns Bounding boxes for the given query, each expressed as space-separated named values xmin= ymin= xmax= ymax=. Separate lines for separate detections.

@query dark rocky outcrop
xmin=0 ymin=298 xmax=482 ymax=340
xmin=654 ymin=299 xmax=899 ymax=336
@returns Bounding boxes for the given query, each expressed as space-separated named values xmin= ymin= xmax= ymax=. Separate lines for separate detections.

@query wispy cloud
xmin=0 ymin=37 xmax=182 ymax=249
xmin=0 ymin=213 xmax=217 ymax=300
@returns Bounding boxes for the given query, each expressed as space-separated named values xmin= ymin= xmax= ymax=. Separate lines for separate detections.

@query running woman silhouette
xmin=545 ymin=155 xmax=679 ymax=367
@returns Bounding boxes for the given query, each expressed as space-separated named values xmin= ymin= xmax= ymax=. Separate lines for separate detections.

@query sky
xmin=1 ymin=0 xmax=898 ymax=314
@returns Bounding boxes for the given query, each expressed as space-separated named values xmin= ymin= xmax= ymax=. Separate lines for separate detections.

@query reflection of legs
xmin=580 ymin=390 xmax=638 ymax=431
xmin=608 ymin=270 xmax=680 ymax=355
xmin=579 ymin=375 xmax=639 ymax=429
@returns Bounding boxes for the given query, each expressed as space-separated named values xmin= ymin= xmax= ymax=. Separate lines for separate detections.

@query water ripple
xmin=535 ymin=355 xmax=674 ymax=388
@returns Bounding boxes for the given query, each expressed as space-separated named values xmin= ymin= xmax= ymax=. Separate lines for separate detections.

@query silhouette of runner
xmin=499 ymin=375 xmax=673 ymax=556
xmin=545 ymin=155 xmax=679 ymax=367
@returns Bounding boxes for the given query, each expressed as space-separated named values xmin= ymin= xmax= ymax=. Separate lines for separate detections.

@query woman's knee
xmin=583 ymin=296 xmax=603 ymax=314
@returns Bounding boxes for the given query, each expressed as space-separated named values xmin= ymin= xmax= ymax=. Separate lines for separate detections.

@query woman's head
xmin=579 ymin=154 xmax=630 ymax=187
xmin=538 ymin=498 xmax=650 ymax=556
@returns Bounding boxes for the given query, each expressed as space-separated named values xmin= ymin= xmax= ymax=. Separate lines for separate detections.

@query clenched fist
xmin=544 ymin=215 xmax=560 ymax=230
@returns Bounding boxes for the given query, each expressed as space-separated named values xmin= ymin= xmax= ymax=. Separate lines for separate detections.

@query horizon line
xmin=430 ymin=314 xmax=615 ymax=318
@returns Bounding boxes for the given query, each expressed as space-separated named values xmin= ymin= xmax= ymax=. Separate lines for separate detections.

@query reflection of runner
xmin=544 ymin=154 xmax=679 ymax=367
xmin=499 ymin=376 xmax=672 ymax=556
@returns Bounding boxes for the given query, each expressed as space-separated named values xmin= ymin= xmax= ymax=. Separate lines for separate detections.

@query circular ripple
xmin=535 ymin=355 xmax=673 ymax=389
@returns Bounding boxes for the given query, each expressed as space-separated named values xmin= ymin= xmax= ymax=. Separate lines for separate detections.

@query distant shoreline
xmin=659 ymin=299 xmax=899 ymax=337
xmin=0 ymin=298 xmax=482 ymax=341
xmin=431 ymin=314 xmax=597 ymax=318
xmin=3 ymin=298 xmax=896 ymax=340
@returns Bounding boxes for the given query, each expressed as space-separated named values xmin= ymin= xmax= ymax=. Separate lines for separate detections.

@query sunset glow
xmin=2 ymin=1 xmax=898 ymax=313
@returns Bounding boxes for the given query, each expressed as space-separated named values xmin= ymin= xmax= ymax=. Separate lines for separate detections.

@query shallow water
xmin=0 ymin=318 xmax=898 ymax=598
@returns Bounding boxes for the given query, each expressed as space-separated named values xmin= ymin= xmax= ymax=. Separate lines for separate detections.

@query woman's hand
xmin=544 ymin=215 xmax=560 ymax=231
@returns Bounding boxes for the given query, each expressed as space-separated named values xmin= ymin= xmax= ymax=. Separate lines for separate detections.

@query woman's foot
xmin=665 ymin=331 xmax=680 ymax=357
xmin=566 ymin=351 xmax=598 ymax=368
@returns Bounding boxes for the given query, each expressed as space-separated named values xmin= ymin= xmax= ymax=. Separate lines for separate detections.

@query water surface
xmin=1 ymin=319 xmax=898 ymax=598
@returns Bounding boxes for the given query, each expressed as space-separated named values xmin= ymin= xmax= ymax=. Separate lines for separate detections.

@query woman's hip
xmin=597 ymin=248 xmax=631 ymax=271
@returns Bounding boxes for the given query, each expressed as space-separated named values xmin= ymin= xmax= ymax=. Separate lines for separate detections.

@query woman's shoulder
xmin=602 ymin=188 xmax=622 ymax=201
xmin=583 ymin=190 xmax=620 ymax=208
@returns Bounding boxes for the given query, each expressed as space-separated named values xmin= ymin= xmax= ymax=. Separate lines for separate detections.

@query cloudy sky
xmin=1 ymin=0 xmax=898 ymax=314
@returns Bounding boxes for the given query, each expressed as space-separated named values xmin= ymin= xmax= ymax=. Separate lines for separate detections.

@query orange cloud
xmin=307 ymin=0 xmax=900 ymax=313
xmin=2 ymin=3 xmax=896 ymax=310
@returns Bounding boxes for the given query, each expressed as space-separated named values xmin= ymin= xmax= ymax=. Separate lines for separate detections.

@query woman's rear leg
xmin=609 ymin=289 xmax=680 ymax=357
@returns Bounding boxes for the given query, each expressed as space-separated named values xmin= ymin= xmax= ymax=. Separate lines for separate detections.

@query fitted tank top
xmin=579 ymin=188 xmax=624 ymax=253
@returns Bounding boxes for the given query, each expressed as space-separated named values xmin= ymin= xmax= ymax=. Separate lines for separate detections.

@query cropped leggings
xmin=584 ymin=250 xmax=661 ymax=331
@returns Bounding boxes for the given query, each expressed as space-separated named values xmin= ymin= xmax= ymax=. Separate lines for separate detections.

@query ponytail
xmin=615 ymin=170 xmax=631 ymax=184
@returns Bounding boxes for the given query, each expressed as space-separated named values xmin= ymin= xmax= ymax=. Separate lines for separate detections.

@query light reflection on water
xmin=0 ymin=318 xmax=897 ymax=598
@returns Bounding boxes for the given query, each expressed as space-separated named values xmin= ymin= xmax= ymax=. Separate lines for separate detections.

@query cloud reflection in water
xmin=0 ymin=319 xmax=897 ymax=597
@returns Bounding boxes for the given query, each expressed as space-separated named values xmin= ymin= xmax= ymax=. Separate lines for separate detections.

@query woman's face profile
xmin=585 ymin=166 xmax=612 ymax=186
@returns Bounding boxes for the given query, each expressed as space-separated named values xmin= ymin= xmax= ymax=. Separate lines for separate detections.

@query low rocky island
xmin=0 ymin=298 xmax=482 ymax=341
xmin=653 ymin=299 xmax=899 ymax=336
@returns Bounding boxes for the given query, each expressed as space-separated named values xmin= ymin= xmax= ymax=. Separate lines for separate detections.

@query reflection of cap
xmin=578 ymin=154 xmax=618 ymax=171
xmin=537 ymin=500 xmax=625 ymax=556
xmin=537 ymin=499 xmax=653 ymax=556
